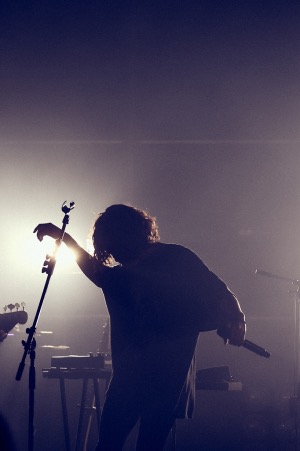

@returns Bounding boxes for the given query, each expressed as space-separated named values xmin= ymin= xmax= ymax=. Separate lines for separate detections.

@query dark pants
xmin=95 ymin=374 xmax=177 ymax=451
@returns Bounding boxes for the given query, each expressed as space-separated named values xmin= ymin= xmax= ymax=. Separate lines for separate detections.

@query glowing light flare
xmin=21 ymin=235 xmax=78 ymax=273
xmin=54 ymin=241 xmax=78 ymax=268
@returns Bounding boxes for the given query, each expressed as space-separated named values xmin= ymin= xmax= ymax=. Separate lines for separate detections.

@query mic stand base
xmin=28 ymin=338 xmax=36 ymax=451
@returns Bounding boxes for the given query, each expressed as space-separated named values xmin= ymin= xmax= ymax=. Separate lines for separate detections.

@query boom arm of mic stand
xmin=255 ymin=269 xmax=300 ymax=285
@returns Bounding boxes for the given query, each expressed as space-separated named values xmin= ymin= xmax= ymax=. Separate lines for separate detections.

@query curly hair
xmin=92 ymin=204 xmax=160 ymax=265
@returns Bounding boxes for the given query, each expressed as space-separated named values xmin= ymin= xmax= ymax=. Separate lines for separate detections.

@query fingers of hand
xmin=33 ymin=224 xmax=44 ymax=241
xmin=229 ymin=322 xmax=246 ymax=346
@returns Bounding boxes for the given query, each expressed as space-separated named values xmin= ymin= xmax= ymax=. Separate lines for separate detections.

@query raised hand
xmin=33 ymin=223 xmax=62 ymax=242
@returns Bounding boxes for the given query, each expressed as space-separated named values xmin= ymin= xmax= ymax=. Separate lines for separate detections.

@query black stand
xmin=255 ymin=268 xmax=300 ymax=450
xmin=28 ymin=338 xmax=36 ymax=451
xmin=15 ymin=201 xmax=75 ymax=451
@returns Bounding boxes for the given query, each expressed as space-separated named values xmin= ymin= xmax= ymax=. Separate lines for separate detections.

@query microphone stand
xmin=15 ymin=201 xmax=75 ymax=451
xmin=255 ymin=268 xmax=300 ymax=450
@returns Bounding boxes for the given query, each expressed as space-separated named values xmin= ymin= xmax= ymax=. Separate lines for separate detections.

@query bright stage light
xmin=54 ymin=240 xmax=78 ymax=268
xmin=22 ymin=235 xmax=78 ymax=273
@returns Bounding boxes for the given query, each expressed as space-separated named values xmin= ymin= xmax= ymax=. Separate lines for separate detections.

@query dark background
xmin=1 ymin=1 xmax=300 ymax=449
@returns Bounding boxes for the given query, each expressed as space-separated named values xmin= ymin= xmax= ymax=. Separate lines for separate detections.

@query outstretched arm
xmin=33 ymin=223 xmax=105 ymax=287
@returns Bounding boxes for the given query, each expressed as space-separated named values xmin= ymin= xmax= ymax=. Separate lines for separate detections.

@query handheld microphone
xmin=242 ymin=339 xmax=270 ymax=358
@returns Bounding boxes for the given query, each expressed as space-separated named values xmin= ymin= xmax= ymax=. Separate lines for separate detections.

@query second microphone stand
xmin=255 ymin=268 xmax=300 ymax=450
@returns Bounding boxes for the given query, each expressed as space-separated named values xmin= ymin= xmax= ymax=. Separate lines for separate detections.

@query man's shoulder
xmin=152 ymin=242 xmax=204 ymax=264
xmin=157 ymin=242 xmax=197 ymax=255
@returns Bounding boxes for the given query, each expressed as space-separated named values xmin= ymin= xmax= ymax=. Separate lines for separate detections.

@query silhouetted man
xmin=34 ymin=204 xmax=246 ymax=451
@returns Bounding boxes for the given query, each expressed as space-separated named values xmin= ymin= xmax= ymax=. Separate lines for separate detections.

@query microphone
xmin=242 ymin=339 xmax=270 ymax=358
xmin=254 ymin=269 xmax=275 ymax=278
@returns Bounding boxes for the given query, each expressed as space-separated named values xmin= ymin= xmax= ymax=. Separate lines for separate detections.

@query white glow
xmin=21 ymin=235 xmax=78 ymax=273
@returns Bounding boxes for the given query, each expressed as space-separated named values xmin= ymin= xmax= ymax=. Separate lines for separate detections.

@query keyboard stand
xmin=43 ymin=367 xmax=112 ymax=451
